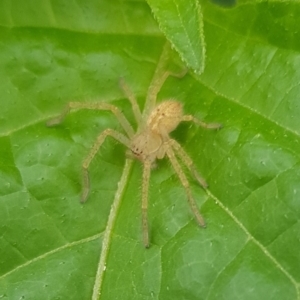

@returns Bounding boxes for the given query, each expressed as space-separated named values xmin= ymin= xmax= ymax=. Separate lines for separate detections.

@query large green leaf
xmin=1 ymin=1 xmax=300 ymax=299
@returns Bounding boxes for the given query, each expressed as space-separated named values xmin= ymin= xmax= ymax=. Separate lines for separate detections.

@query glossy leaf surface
xmin=0 ymin=1 xmax=300 ymax=299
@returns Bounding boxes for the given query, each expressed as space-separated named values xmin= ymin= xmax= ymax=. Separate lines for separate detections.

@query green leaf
xmin=146 ymin=0 xmax=205 ymax=74
xmin=1 ymin=1 xmax=300 ymax=299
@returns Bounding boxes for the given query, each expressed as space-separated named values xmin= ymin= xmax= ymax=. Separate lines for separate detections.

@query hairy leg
xmin=169 ymin=139 xmax=208 ymax=189
xmin=46 ymin=101 xmax=135 ymax=138
xmin=119 ymin=78 xmax=143 ymax=127
xmin=81 ymin=129 xmax=130 ymax=203
xmin=144 ymin=69 xmax=187 ymax=118
xmin=141 ymin=160 xmax=151 ymax=248
xmin=144 ymin=44 xmax=187 ymax=118
xmin=182 ymin=115 xmax=222 ymax=129
xmin=165 ymin=146 xmax=206 ymax=228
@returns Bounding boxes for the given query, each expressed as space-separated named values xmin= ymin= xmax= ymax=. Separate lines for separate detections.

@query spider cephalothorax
xmin=130 ymin=100 xmax=183 ymax=163
xmin=47 ymin=70 xmax=221 ymax=248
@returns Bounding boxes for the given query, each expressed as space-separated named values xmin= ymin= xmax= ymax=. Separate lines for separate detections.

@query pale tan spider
xmin=47 ymin=69 xmax=221 ymax=248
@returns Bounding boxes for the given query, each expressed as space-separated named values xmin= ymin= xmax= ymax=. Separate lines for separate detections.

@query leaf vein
xmin=92 ymin=159 xmax=133 ymax=300
xmin=207 ymin=190 xmax=300 ymax=297
xmin=0 ymin=233 xmax=101 ymax=280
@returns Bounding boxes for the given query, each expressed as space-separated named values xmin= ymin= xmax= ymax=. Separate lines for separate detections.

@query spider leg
xmin=81 ymin=129 xmax=130 ymax=203
xmin=182 ymin=115 xmax=222 ymax=129
xmin=165 ymin=146 xmax=206 ymax=228
xmin=144 ymin=69 xmax=187 ymax=117
xmin=169 ymin=139 xmax=208 ymax=189
xmin=142 ymin=160 xmax=151 ymax=248
xmin=144 ymin=43 xmax=188 ymax=117
xmin=119 ymin=78 xmax=143 ymax=127
xmin=46 ymin=102 xmax=135 ymax=138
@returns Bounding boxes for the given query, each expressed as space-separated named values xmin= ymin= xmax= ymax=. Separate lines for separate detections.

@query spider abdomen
xmin=147 ymin=100 xmax=183 ymax=136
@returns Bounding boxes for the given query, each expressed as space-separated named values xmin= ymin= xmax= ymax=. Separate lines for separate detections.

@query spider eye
xmin=132 ymin=147 xmax=142 ymax=155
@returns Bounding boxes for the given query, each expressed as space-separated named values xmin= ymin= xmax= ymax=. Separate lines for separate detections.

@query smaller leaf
xmin=146 ymin=0 xmax=205 ymax=74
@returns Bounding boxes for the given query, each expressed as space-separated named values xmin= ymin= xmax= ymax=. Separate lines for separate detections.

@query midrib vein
xmin=92 ymin=159 xmax=133 ymax=300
